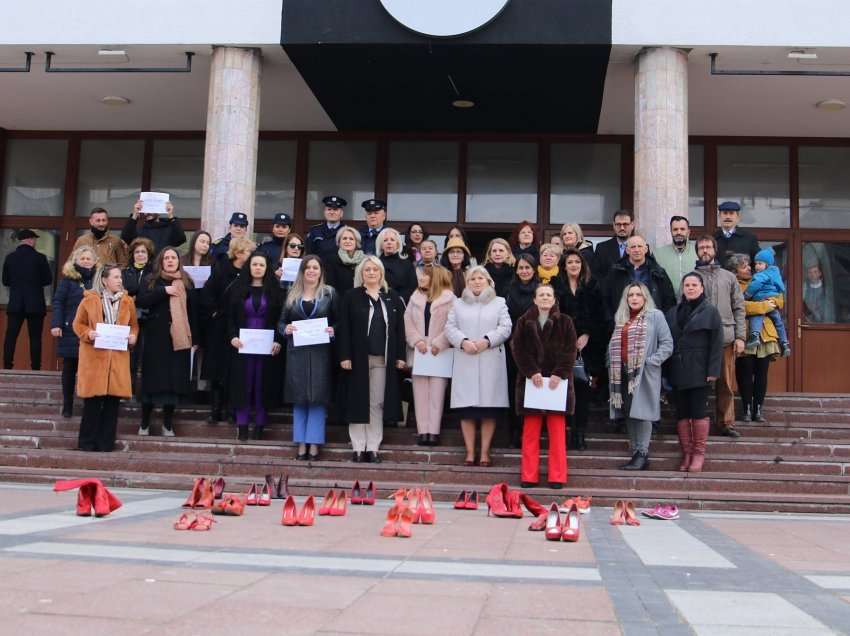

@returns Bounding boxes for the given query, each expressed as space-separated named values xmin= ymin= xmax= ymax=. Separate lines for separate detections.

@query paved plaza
xmin=1 ymin=484 xmax=850 ymax=634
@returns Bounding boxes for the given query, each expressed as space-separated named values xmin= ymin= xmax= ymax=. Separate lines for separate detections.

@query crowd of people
xmin=1 ymin=195 xmax=790 ymax=486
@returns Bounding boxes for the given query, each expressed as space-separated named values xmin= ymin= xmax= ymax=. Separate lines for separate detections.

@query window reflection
xmin=803 ymin=242 xmax=850 ymax=324
xmin=0 ymin=229 xmax=58 ymax=305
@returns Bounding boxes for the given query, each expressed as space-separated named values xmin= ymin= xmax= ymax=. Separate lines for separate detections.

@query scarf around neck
xmin=608 ymin=310 xmax=649 ymax=410
xmin=338 ymin=249 xmax=365 ymax=266
xmin=160 ymin=270 xmax=192 ymax=351
xmin=101 ymin=289 xmax=123 ymax=325
xmin=537 ymin=265 xmax=559 ymax=285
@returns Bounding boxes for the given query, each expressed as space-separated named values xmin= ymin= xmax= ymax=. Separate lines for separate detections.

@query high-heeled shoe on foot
xmin=396 ymin=505 xmax=415 ymax=538
xmin=246 ymin=483 xmax=259 ymax=506
xmin=350 ymin=480 xmax=363 ymax=505
xmin=281 ymin=495 xmax=298 ymax=526
xmin=418 ymin=489 xmax=436 ymax=524
xmin=259 ymin=482 xmax=272 ymax=506
xmin=381 ymin=505 xmax=400 ymax=537
xmin=454 ymin=490 xmax=468 ymax=509
xmin=624 ymin=501 xmax=641 ymax=526
xmin=192 ymin=513 xmax=216 ymax=531
xmin=212 ymin=477 xmax=226 ymax=500
xmin=544 ymin=503 xmax=563 ymax=541
xmin=174 ymin=512 xmax=196 ymax=530
xmin=330 ymin=491 xmax=348 ymax=516
xmin=465 ymin=490 xmax=479 ymax=510
xmin=319 ymin=489 xmax=337 ymax=516
xmin=609 ymin=500 xmax=626 ymax=525
xmin=297 ymin=496 xmax=316 ymax=526
xmin=561 ymin=504 xmax=580 ymax=542
xmin=363 ymin=481 xmax=376 ymax=505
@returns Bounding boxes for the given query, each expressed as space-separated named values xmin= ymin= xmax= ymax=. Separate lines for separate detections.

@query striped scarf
xmin=101 ymin=290 xmax=123 ymax=325
xmin=608 ymin=311 xmax=648 ymax=410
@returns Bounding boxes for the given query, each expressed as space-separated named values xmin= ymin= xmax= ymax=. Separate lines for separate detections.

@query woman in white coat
xmin=446 ymin=266 xmax=513 ymax=466
xmin=607 ymin=282 xmax=673 ymax=471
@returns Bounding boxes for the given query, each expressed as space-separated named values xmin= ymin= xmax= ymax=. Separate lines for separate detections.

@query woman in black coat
xmin=324 ymin=226 xmax=364 ymax=297
xmin=135 ymin=247 xmax=197 ymax=436
xmin=377 ymin=227 xmax=417 ymax=305
xmin=665 ymin=272 xmax=724 ymax=474
xmin=336 ymin=255 xmax=407 ymax=463
xmin=122 ymin=237 xmax=155 ymax=396
xmin=51 ymin=246 xmax=97 ymax=417
xmin=200 ymin=236 xmax=254 ymax=422
xmin=483 ymin=238 xmax=516 ymax=298
xmin=280 ymin=255 xmax=339 ymax=459
xmin=227 ymin=253 xmax=284 ymax=441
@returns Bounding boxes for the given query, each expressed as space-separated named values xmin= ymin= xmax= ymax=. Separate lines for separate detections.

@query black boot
xmin=352 ymin=451 xmax=364 ymax=462
xmin=621 ymin=451 xmax=649 ymax=471
xmin=237 ymin=426 xmax=249 ymax=442
xmin=207 ymin=389 xmax=222 ymax=423
xmin=162 ymin=405 xmax=175 ymax=437
xmin=252 ymin=425 xmax=264 ymax=440
xmin=753 ymin=404 xmax=767 ymax=422
xmin=573 ymin=429 xmax=587 ymax=451
xmin=367 ymin=451 xmax=381 ymax=464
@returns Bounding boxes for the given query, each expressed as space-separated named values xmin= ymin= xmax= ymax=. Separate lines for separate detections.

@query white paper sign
xmin=140 ymin=191 xmax=170 ymax=214
xmin=292 ymin=318 xmax=330 ymax=347
xmin=281 ymin=258 xmax=302 ymax=283
xmin=524 ymin=377 xmax=569 ymax=412
xmin=184 ymin=266 xmax=211 ymax=288
xmin=238 ymin=329 xmax=275 ymax=355
xmin=94 ymin=323 xmax=130 ymax=351
xmin=412 ymin=348 xmax=454 ymax=378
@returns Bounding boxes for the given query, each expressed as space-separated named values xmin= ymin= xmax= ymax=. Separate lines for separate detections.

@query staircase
xmin=1 ymin=370 xmax=850 ymax=513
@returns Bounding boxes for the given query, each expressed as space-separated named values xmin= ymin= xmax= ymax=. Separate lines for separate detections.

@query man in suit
xmin=593 ymin=209 xmax=635 ymax=280
xmin=714 ymin=201 xmax=760 ymax=266
xmin=2 ymin=229 xmax=53 ymax=370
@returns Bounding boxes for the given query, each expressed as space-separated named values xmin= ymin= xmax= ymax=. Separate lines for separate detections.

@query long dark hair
xmin=183 ymin=230 xmax=212 ymax=266
xmin=232 ymin=253 xmax=281 ymax=302
xmin=147 ymin=247 xmax=195 ymax=289
xmin=512 ymin=254 xmax=539 ymax=285
xmin=440 ymin=244 xmax=471 ymax=271
xmin=562 ymin=248 xmax=591 ymax=285
xmin=402 ymin=222 xmax=429 ymax=258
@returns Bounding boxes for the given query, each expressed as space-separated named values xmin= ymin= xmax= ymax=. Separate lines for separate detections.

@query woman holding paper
xmin=277 ymin=233 xmax=305 ymax=291
xmin=404 ymin=264 xmax=455 ymax=447
xmin=607 ymin=282 xmax=673 ymax=471
xmin=73 ymin=264 xmax=138 ymax=452
xmin=377 ymin=227 xmax=417 ymax=305
xmin=511 ymin=284 xmax=577 ymax=488
xmin=121 ymin=237 xmax=155 ymax=397
xmin=280 ymin=255 xmax=338 ymax=459
xmin=228 ymin=253 xmax=284 ymax=441
xmin=135 ymin=247 xmax=196 ymax=437
xmin=324 ymin=226 xmax=364 ymax=296
xmin=445 ymin=266 xmax=512 ymax=467
xmin=337 ymin=255 xmax=407 ymax=463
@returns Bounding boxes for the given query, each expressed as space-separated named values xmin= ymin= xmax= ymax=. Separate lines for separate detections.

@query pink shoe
xmin=641 ymin=504 xmax=664 ymax=519
xmin=654 ymin=504 xmax=680 ymax=520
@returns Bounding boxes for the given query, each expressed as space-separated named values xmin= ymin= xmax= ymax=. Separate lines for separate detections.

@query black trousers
xmin=78 ymin=396 xmax=120 ymax=452
xmin=735 ymin=355 xmax=771 ymax=410
xmin=61 ymin=357 xmax=79 ymax=412
xmin=3 ymin=312 xmax=45 ymax=370
xmin=674 ymin=385 xmax=710 ymax=419
xmin=567 ymin=377 xmax=591 ymax=432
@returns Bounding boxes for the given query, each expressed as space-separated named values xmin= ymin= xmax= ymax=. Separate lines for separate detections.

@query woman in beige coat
xmin=404 ymin=265 xmax=455 ymax=447
xmin=73 ymin=264 xmax=139 ymax=452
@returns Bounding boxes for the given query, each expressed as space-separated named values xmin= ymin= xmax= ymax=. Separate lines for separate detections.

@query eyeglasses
xmin=288 ymin=243 xmax=304 ymax=249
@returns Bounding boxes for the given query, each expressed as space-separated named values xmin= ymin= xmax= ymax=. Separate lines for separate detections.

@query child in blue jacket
xmin=745 ymin=248 xmax=790 ymax=357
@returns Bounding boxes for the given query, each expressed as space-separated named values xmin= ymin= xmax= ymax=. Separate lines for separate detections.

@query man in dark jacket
xmin=307 ymin=195 xmax=346 ymax=262
xmin=121 ymin=199 xmax=186 ymax=255
xmin=256 ymin=212 xmax=293 ymax=264
xmin=210 ymin=212 xmax=253 ymax=261
xmin=592 ymin=209 xmax=635 ymax=280
xmin=2 ymin=230 xmax=53 ymax=369
xmin=714 ymin=201 xmax=760 ymax=266
xmin=603 ymin=234 xmax=676 ymax=324
xmin=360 ymin=199 xmax=387 ymax=256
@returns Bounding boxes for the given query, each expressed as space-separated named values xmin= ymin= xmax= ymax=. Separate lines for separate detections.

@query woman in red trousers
xmin=511 ymin=284 xmax=577 ymax=489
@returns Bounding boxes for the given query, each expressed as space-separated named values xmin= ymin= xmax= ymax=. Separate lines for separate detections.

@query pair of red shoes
xmin=381 ymin=499 xmax=415 ymax=538
xmin=319 ymin=489 xmax=348 ymax=516
xmin=182 ymin=477 xmax=215 ymax=509
xmin=485 ymin=483 xmax=528 ymax=518
xmin=212 ymin=477 xmax=226 ymax=500
xmin=350 ymin=480 xmax=376 ymax=505
xmin=405 ymin=488 xmax=436 ymax=524
xmin=174 ymin=511 xmax=215 ymax=531
xmin=281 ymin=495 xmax=315 ymax=526
xmin=212 ymin=493 xmax=246 ymax=516
xmin=453 ymin=490 xmax=479 ymax=510
xmin=246 ymin=483 xmax=272 ymax=506
xmin=544 ymin=502 xmax=580 ymax=542
xmin=610 ymin=500 xmax=640 ymax=526
xmin=54 ymin=478 xmax=123 ymax=517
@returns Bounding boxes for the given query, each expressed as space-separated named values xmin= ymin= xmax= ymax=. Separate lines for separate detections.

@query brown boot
xmin=688 ymin=418 xmax=710 ymax=472
xmin=676 ymin=419 xmax=692 ymax=471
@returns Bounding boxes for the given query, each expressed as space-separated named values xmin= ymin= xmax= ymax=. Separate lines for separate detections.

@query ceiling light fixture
xmin=816 ymin=98 xmax=846 ymax=112
xmin=98 ymin=49 xmax=127 ymax=57
xmin=100 ymin=95 xmax=131 ymax=106
xmin=788 ymin=50 xmax=818 ymax=60
xmin=452 ymin=99 xmax=475 ymax=108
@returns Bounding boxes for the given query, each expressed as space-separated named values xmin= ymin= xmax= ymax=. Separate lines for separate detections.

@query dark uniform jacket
xmin=307 ymin=223 xmax=342 ymax=262
xmin=713 ymin=227 xmax=760 ymax=266
xmin=2 ymin=244 xmax=52 ymax=314
xmin=121 ymin=216 xmax=186 ymax=254
xmin=360 ymin=225 xmax=385 ymax=256
xmin=256 ymin=238 xmax=285 ymax=265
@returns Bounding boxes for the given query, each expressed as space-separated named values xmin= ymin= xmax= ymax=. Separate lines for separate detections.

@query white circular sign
xmin=379 ymin=0 xmax=510 ymax=38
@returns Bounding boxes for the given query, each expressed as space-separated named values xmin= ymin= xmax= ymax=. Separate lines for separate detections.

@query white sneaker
xmin=162 ymin=427 xmax=175 ymax=437
xmin=137 ymin=426 xmax=150 ymax=436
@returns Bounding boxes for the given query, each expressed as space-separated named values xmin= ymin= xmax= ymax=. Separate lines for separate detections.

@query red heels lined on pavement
xmin=453 ymin=490 xmax=479 ymax=510
xmin=246 ymin=482 xmax=272 ymax=506
xmin=174 ymin=511 xmax=216 ymax=531
xmin=182 ymin=477 xmax=215 ymax=510
xmin=211 ymin=493 xmax=246 ymax=516
xmin=544 ymin=502 xmax=581 ymax=542
xmin=381 ymin=502 xmax=415 ymax=538
xmin=319 ymin=488 xmax=348 ymax=516
xmin=281 ymin=495 xmax=315 ymax=526
xmin=54 ymin=478 xmax=123 ymax=518
xmin=350 ymin=480 xmax=376 ymax=505
xmin=609 ymin=500 xmax=641 ymax=526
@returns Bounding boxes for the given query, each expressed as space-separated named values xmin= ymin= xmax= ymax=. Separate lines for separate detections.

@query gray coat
xmin=608 ymin=308 xmax=673 ymax=422
xmin=279 ymin=287 xmax=339 ymax=405
xmin=695 ymin=261 xmax=746 ymax=345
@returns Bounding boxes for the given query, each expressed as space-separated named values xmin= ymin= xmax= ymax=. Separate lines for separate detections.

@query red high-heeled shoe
xmin=408 ymin=489 xmax=422 ymax=523
xmin=418 ymin=489 xmax=436 ymax=525
xmin=624 ymin=501 xmax=641 ymax=527
xmin=259 ymin=482 xmax=272 ymax=506
xmin=281 ymin=495 xmax=298 ymax=526
xmin=561 ymin=503 xmax=580 ymax=542
xmin=298 ymin=496 xmax=316 ymax=526
xmin=396 ymin=505 xmax=414 ymax=538
xmin=212 ymin=477 xmax=226 ymax=500
xmin=363 ymin=481 xmax=376 ymax=505
xmin=465 ymin=490 xmax=479 ymax=510
xmin=182 ymin=478 xmax=203 ymax=508
xmin=195 ymin=479 xmax=215 ymax=509
xmin=351 ymin=480 xmax=363 ymax=505
xmin=330 ymin=491 xmax=347 ymax=517
xmin=246 ymin=484 xmax=259 ymax=506
xmin=319 ymin=489 xmax=337 ymax=516
xmin=609 ymin=500 xmax=626 ymax=526
xmin=454 ymin=490 xmax=468 ymax=509
xmin=544 ymin=503 xmax=562 ymax=541
xmin=528 ymin=512 xmax=547 ymax=531
xmin=381 ymin=505 xmax=400 ymax=537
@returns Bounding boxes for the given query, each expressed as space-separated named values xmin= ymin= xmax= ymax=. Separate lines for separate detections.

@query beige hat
xmin=443 ymin=237 xmax=471 ymax=257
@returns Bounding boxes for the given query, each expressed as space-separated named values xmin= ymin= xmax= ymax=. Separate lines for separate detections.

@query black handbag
xmin=573 ymin=351 xmax=588 ymax=383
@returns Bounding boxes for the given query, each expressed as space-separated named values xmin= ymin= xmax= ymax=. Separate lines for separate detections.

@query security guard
xmin=360 ymin=198 xmax=387 ymax=255
xmin=257 ymin=212 xmax=293 ymax=263
xmin=307 ymin=195 xmax=346 ymax=262
xmin=210 ymin=212 xmax=251 ymax=261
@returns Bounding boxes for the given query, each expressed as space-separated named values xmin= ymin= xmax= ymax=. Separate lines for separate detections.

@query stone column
xmin=634 ymin=47 xmax=689 ymax=251
xmin=201 ymin=47 xmax=262 ymax=239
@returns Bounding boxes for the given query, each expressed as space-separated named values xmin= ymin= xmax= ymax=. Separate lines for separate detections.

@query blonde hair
xmin=424 ymin=264 xmax=453 ymax=301
xmin=62 ymin=246 xmax=97 ymax=279
xmin=483 ymin=238 xmax=516 ymax=267
xmin=227 ymin=236 xmax=256 ymax=260
xmin=539 ymin=243 xmax=563 ymax=259
xmin=614 ymin=282 xmax=656 ymax=326
xmin=353 ymin=255 xmax=389 ymax=291
xmin=560 ymin=223 xmax=585 ymax=245
xmin=376 ymin=227 xmax=406 ymax=258
xmin=464 ymin=265 xmax=495 ymax=287
xmin=93 ymin=263 xmax=122 ymax=296
xmin=335 ymin=225 xmax=362 ymax=248
xmin=285 ymin=255 xmax=330 ymax=308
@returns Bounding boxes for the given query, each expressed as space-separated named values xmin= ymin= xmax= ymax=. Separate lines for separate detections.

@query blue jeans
xmin=750 ymin=309 xmax=789 ymax=344
xmin=293 ymin=404 xmax=326 ymax=444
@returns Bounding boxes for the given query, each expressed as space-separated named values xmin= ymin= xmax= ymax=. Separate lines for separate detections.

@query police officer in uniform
xmin=360 ymin=198 xmax=387 ymax=256
xmin=257 ymin=212 xmax=293 ymax=264
xmin=307 ymin=196 xmax=346 ymax=262
xmin=714 ymin=201 xmax=760 ymax=265
xmin=210 ymin=212 xmax=251 ymax=262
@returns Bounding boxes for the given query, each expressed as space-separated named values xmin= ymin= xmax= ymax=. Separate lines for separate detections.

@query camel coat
xmin=403 ymin=289 xmax=455 ymax=366
xmin=73 ymin=290 xmax=139 ymax=399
